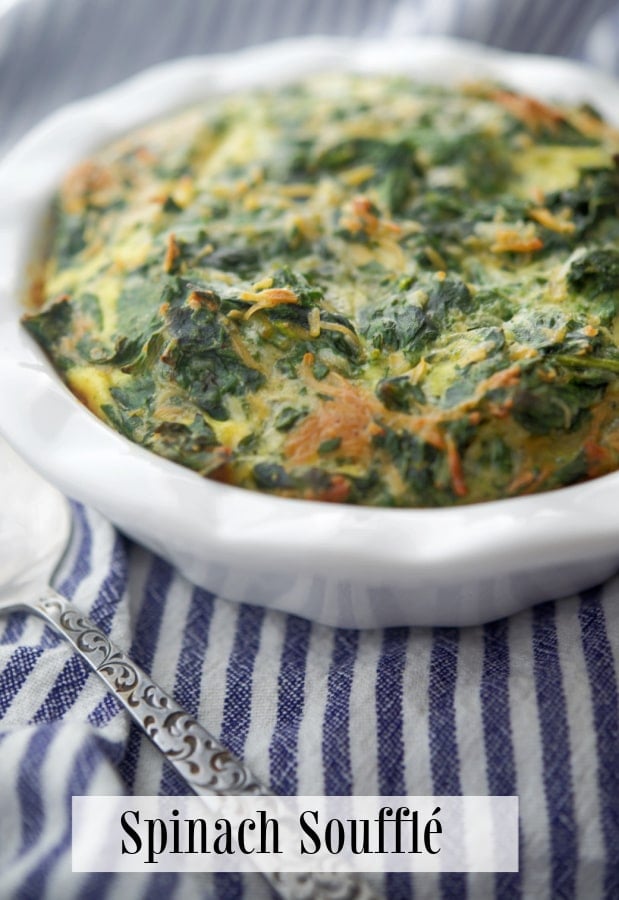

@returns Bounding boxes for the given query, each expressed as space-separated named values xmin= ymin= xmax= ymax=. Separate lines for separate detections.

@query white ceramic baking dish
xmin=2 ymin=35 xmax=619 ymax=628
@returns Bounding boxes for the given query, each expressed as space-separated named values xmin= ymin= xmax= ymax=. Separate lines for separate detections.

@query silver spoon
xmin=0 ymin=438 xmax=379 ymax=900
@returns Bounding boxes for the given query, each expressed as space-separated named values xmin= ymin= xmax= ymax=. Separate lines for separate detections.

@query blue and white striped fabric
xmin=1 ymin=1 xmax=619 ymax=898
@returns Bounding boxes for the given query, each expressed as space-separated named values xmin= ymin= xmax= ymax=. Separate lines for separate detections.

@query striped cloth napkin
xmin=1 ymin=494 xmax=618 ymax=898
xmin=1 ymin=1 xmax=619 ymax=898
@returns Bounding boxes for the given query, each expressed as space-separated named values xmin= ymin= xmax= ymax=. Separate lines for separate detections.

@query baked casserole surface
xmin=23 ymin=74 xmax=619 ymax=506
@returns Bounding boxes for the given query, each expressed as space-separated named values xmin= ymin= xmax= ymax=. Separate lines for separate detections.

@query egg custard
xmin=23 ymin=74 xmax=619 ymax=506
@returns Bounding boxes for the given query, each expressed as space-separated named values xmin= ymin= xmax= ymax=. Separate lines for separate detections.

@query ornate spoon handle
xmin=36 ymin=587 xmax=263 ymax=796
xmin=32 ymin=588 xmax=380 ymax=900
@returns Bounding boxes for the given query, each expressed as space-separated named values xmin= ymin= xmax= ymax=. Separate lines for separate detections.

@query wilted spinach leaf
xmin=163 ymin=303 xmax=264 ymax=420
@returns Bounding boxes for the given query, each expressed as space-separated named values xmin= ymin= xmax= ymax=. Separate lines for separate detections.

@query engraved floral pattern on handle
xmin=37 ymin=588 xmax=265 ymax=797
xmin=34 ymin=588 xmax=380 ymax=900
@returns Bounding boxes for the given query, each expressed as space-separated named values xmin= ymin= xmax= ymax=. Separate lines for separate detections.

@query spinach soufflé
xmin=23 ymin=74 xmax=619 ymax=506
